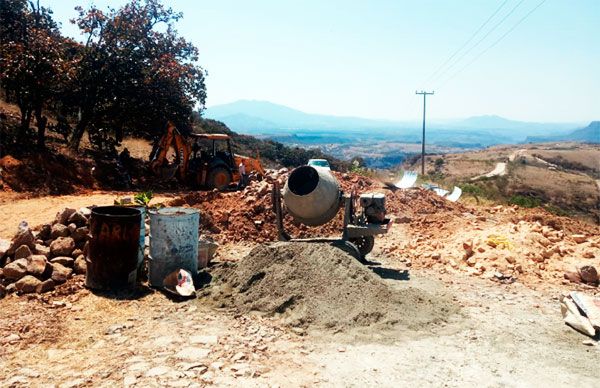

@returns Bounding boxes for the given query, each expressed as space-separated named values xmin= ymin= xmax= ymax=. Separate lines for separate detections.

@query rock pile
xmin=387 ymin=206 xmax=600 ymax=288
xmin=0 ymin=208 xmax=89 ymax=297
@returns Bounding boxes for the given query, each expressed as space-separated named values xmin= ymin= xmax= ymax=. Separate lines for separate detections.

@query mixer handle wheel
xmin=349 ymin=236 xmax=375 ymax=261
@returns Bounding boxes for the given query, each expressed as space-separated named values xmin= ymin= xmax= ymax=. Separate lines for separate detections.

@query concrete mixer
xmin=271 ymin=165 xmax=391 ymax=263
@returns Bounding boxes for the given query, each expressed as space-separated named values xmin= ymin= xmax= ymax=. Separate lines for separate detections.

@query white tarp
xmin=395 ymin=171 xmax=418 ymax=189
xmin=445 ymin=186 xmax=462 ymax=202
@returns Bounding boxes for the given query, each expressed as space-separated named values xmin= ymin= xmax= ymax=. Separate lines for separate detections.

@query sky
xmin=47 ymin=0 xmax=600 ymax=123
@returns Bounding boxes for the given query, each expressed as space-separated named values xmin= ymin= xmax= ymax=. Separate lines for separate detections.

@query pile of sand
xmin=206 ymin=242 xmax=457 ymax=330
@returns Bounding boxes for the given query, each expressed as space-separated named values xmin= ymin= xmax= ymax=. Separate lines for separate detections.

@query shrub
xmin=508 ymin=195 xmax=542 ymax=208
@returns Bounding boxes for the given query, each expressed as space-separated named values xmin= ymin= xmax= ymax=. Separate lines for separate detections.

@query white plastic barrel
xmin=148 ymin=207 xmax=199 ymax=287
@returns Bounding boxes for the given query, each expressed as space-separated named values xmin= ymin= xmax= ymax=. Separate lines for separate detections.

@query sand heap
xmin=204 ymin=242 xmax=458 ymax=330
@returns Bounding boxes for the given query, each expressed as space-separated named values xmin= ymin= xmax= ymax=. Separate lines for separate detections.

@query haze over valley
xmin=204 ymin=100 xmax=597 ymax=167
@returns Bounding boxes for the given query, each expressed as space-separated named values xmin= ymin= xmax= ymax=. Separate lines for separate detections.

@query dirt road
xmin=2 ymin=256 xmax=598 ymax=387
xmin=0 ymin=191 xmax=174 ymax=239
xmin=471 ymin=162 xmax=507 ymax=180
xmin=2 ymin=190 xmax=599 ymax=386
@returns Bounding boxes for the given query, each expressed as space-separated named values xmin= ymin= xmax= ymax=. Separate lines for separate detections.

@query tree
xmin=67 ymin=0 xmax=207 ymax=150
xmin=0 ymin=0 xmax=65 ymax=148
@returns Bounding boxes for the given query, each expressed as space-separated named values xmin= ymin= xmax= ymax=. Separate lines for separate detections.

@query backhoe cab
xmin=149 ymin=121 xmax=264 ymax=190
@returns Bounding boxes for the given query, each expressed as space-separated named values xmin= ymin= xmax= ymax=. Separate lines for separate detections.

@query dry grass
xmin=511 ymin=165 xmax=599 ymax=208
xmin=532 ymin=148 xmax=600 ymax=171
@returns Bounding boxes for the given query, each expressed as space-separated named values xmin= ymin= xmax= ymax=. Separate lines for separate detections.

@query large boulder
xmin=51 ymin=263 xmax=72 ymax=284
xmin=578 ymin=265 xmax=599 ymax=285
xmin=54 ymin=208 xmax=76 ymax=225
xmin=51 ymin=256 xmax=74 ymax=267
xmin=36 ymin=279 xmax=55 ymax=293
xmin=35 ymin=244 xmax=50 ymax=258
xmin=50 ymin=237 xmax=75 ymax=257
xmin=8 ymin=229 xmax=35 ymax=255
xmin=37 ymin=224 xmax=52 ymax=241
xmin=72 ymin=227 xmax=89 ymax=243
xmin=3 ymin=258 xmax=28 ymax=280
xmin=68 ymin=211 xmax=88 ymax=227
xmin=27 ymin=255 xmax=52 ymax=278
xmin=74 ymin=255 xmax=87 ymax=275
xmin=67 ymin=223 xmax=77 ymax=234
xmin=15 ymin=275 xmax=42 ymax=293
xmin=14 ymin=245 xmax=32 ymax=260
xmin=50 ymin=224 xmax=69 ymax=239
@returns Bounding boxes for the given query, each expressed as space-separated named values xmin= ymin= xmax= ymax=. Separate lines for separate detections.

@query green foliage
xmin=460 ymin=183 xmax=484 ymax=196
xmin=0 ymin=0 xmax=65 ymax=147
xmin=67 ymin=0 xmax=207 ymax=149
xmin=434 ymin=158 xmax=444 ymax=167
xmin=508 ymin=195 xmax=542 ymax=208
xmin=349 ymin=164 xmax=372 ymax=177
xmin=544 ymin=204 xmax=571 ymax=217
xmin=1 ymin=0 xmax=207 ymax=150
xmin=134 ymin=191 xmax=154 ymax=207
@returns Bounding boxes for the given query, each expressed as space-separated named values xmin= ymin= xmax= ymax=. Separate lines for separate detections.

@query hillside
xmin=526 ymin=121 xmax=600 ymax=143
xmin=403 ymin=143 xmax=600 ymax=223
xmin=0 ymin=101 xmax=347 ymax=194
xmin=192 ymin=118 xmax=349 ymax=171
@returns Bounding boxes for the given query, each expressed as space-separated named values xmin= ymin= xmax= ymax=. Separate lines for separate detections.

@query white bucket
xmin=148 ymin=207 xmax=199 ymax=287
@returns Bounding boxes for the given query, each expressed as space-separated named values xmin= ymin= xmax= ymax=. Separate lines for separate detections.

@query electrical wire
xmin=423 ymin=0 xmax=510 ymax=86
xmin=429 ymin=0 xmax=526 ymax=86
xmin=436 ymin=0 xmax=547 ymax=89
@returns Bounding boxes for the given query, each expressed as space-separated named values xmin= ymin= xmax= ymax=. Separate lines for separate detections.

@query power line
xmin=424 ymin=0 xmax=510 ymax=86
xmin=437 ymin=0 xmax=547 ymax=89
xmin=429 ymin=0 xmax=526 ymax=86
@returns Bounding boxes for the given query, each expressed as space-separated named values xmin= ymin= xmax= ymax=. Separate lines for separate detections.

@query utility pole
xmin=416 ymin=90 xmax=434 ymax=175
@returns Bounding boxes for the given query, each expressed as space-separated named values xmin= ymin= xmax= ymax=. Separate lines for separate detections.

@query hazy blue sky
xmin=48 ymin=0 xmax=599 ymax=123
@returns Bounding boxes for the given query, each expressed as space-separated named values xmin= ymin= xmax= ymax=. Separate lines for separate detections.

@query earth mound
xmin=205 ymin=242 xmax=458 ymax=330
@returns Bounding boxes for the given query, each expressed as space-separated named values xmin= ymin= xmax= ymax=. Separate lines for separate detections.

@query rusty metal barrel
xmin=283 ymin=165 xmax=341 ymax=226
xmin=148 ymin=207 xmax=199 ymax=287
xmin=85 ymin=206 xmax=141 ymax=290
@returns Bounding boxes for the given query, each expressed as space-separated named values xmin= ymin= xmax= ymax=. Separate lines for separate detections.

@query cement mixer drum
xmin=282 ymin=166 xmax=342 ymax=226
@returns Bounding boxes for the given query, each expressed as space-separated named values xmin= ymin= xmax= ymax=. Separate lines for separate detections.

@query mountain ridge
xmin=203 ymin=100 xmax=585 ymax=144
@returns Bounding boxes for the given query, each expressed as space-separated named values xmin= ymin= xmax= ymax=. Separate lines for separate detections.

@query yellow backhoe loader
xmin=149 ymin=122 xmax=264 ymax=190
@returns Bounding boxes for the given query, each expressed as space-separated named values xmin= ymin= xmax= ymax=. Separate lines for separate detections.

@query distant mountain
xmin=525 ymin=121 xmax=600 ymax=143
xmin=204 ymin=100 xmax=408 ymax=133
xmin=437 ymin=115 xmax=577 ymax=140
xmin=203 ymin=100 xmax=581 ymax=145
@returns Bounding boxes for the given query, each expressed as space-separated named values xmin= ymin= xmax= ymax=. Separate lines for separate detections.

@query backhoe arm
xmin=149 ymin=121 xmax=191 ymax=181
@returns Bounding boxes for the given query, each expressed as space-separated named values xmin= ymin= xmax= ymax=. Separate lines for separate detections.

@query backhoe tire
xmin=208 ymin=166 xmax=232 ymax=191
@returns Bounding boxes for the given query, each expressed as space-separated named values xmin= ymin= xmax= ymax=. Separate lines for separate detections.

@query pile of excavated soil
xmin=167 ymin=170 xmax=468 ymax=244
xmin=205 ymin=242 xmax=458 ymax=330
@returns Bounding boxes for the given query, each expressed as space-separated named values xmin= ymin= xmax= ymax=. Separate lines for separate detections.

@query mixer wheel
xmin=332 ymin=240 xmax=367 ymax=264
xmin=350 ymin=236 xmax=375 ymax=259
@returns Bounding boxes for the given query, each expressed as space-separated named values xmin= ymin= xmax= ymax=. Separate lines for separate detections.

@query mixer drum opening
xmin=288 ymin=166 xmax=319 ymax=196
